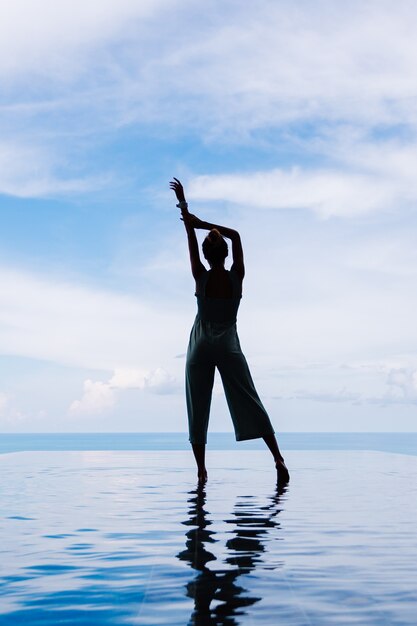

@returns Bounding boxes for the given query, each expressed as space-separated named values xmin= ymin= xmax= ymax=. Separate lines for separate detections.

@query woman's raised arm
xmin=170 ymin=178 xmax=205 ymax=280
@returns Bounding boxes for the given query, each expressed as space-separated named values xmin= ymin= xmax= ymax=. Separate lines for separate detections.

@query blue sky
xmin=1 ymin=0 xmax=417 ymax=432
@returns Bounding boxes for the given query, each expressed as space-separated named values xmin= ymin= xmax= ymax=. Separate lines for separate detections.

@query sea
xmin=1 ymin=431 xmax=416 ymax=455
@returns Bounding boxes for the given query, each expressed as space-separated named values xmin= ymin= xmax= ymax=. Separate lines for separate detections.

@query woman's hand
xmin=169 ymin=177 xmax=186 ymax=203
xmin=181 ymin=212 xmax=204 ymax=229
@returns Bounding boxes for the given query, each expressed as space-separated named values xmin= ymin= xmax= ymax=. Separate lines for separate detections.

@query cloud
xmin=188 ymin=130 xmax=417 ymax=218
xmin=109 ymin=367 xmax=177 ymax=393
xmin=387 ymin=368 xmax=417 ymax=401
xmin=0 ymin=140 xmax=109 ymax=198
xmin=0 ymin=0 xmax=173 ymax=79
xmin=0 ymin=392 xmax=27 ymax=425
xmin=273 ymin=375 xmax=417 ymax=407
xmin=345 ymin=236 xmax=417 ymax=277
xmin=0 ymin=266 xmax=188 ymax=371
xmin=288 ymin=389 xmax=362 ymax=404
xmin=108 ymin=0 xmax=417 ymax=133
xmin=69 ymin=367 xmax=178 ymax=415
xmin=109 ymin=369 xmax=150 ymax=390
xmin=188 ymin=167 xmax=391 ymax=218
xmin=2 ymin=1 xmax=417 ymax=201
xmin=69 ymin=379 xmax=115 ymax=415
xmin=0 ymin=392 xmax=8 ymax=414
xmin=138 ymin=367 xmax=178 ymax=394
xmin=0 ymin=0 xmax=178 ymax=198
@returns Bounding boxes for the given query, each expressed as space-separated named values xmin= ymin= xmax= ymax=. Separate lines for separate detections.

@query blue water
xmin=1 ymin=450 xmax=416 ymax=625
xmin=1 ymin=432 xmax=416 ymax=455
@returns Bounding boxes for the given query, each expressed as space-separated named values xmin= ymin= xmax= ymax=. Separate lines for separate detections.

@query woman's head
xmin=202 ymin=229 xmax=228 ymax=266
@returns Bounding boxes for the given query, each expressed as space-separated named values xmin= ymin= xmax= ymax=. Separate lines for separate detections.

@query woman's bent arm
xmin=197 ymin=219 xmax=245 ymax=280
xmin=169 ymin=178 xmax=244 ymax=279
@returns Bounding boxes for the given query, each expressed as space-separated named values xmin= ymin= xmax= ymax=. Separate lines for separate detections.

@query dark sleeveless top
xmin=195 ymin=268 xmax=242 ymax=324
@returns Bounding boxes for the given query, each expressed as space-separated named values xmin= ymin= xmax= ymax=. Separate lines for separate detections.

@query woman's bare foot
xmin=262 ymin=434 xmax=289 ymax=482
xmin=275 ymin=458 xmax=290 ymax=484
xmin=192 ymin=443 xmax=207 ymax=484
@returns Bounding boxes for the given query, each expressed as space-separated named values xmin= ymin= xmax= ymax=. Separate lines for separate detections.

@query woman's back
xmin=205 ymin=268 xmax=233 ymax=299
xmin=195 ymin=268 xmax=242 ymax=324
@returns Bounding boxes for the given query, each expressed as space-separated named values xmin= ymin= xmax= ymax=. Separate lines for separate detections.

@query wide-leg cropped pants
xmin=186 ymin=318 xmax=275 ymax=444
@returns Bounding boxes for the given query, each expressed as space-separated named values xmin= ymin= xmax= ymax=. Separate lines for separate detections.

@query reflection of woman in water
xmin=170 ymin=178 xmax=289 ymax=484
xmin=177 ymin=483 xmax=287 ymax=624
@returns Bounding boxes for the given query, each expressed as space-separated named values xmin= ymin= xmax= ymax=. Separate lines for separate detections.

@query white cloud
xmin=109 ymin=367 xmax=177 ymax=393
xmin=69 ymin=379 xmax=115 ymax=415
xmin=0 ymin=392 xmax=8 ymax=414
xmin=0 ymin=0 xmax=178 ymax=197
xmin=143 ymin=367 xmax=177 ymax=394
xmin=0 ymin=140 xmax=108 ymax=198
xmin=109 ymin=369 xmax=149 ymax=390
xmin=0 ymin=392 xmax=28 ymax=425
xmin=187 ymin=131 xmax=417 ymax=218
xmin=70 ymin=367 xmax=178 ymax=415
xmin=3 ymin=4 xmax=417 ymax=133
xmin=3 ymin=215 xmax=417 ymax=410
xmin=111 ymin=0 xmax=417 ymax=133
xmin=286 ymin=389 xmax=362 ymax=404
xmin=269 ymin=359 xmax=417 ymax=407
xmin=2 ymin=1 xmax=417 ymax=200
xmin=387 ymin=368 xmax=417 ymax=401
xmin=0 ymin=0 xmax=173 ymax=78
xmin=0 ymin=266 xmax=188 ymax=371
xmin=188 ymin=167 xmax=392 ymax=218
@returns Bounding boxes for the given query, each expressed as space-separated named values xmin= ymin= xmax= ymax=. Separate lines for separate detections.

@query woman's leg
xmin=217 ymin=341 xmax=289 ymax=482
xmin=186 ymin=325 xmax=215 ymax=481
xmin=186 ymin=359 xmax=215 ymax=440
xmin=191 ymin=443 xmax=208 ymax=483
xmin=217 ymin=350 xmax=275 ymax=441
xmin=263 ymin=433 xmax=290 ymax=483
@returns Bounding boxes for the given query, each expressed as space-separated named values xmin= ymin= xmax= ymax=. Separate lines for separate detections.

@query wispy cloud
xmin=110 ymin=367 xmax=177 ymax=393
xmin=188 ymin=131 xmax=417 ymax=218
xmin=0 ymin=391 xmax=27 ymax=425
xmin=69 ymin=367 xmax=178 ymax=415
xmin=106 ymin=1 xmax=417 ymax=133
xmin=387 ymin=368 xmax=417 ymax=401
xmin=0 ymin=266 xmax=187 ymax=371
xmin=0 ymin=392 xmax=8 ymax=414
xmin=188 ymin=167 xmax=390 ymax=218
xmin=0 ymin=0 xmax=173 ymax=79
xmin=0 ymin=140 xmax=110 ymax=198
xmin=3 ymin=2 xmax=417 ymax=198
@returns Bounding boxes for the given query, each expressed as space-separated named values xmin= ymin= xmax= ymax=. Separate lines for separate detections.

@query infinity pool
xmin=0 ymin=450 xmax=416 ymax=624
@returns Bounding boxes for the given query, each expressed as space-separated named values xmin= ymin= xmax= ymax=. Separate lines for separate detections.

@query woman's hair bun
xmin=207 ymin=229 xmax=222 ymax=246
xmin=202 ymin=228 xmax=229 ymax=263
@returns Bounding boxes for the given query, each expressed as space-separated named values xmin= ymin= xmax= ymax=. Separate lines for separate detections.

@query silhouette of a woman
xmin=170 ymin=178 xmax=289 ymax=484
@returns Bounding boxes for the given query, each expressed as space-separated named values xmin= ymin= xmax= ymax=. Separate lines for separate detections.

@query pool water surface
xmin=0 ymin=450 xmax=416 ymax=625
